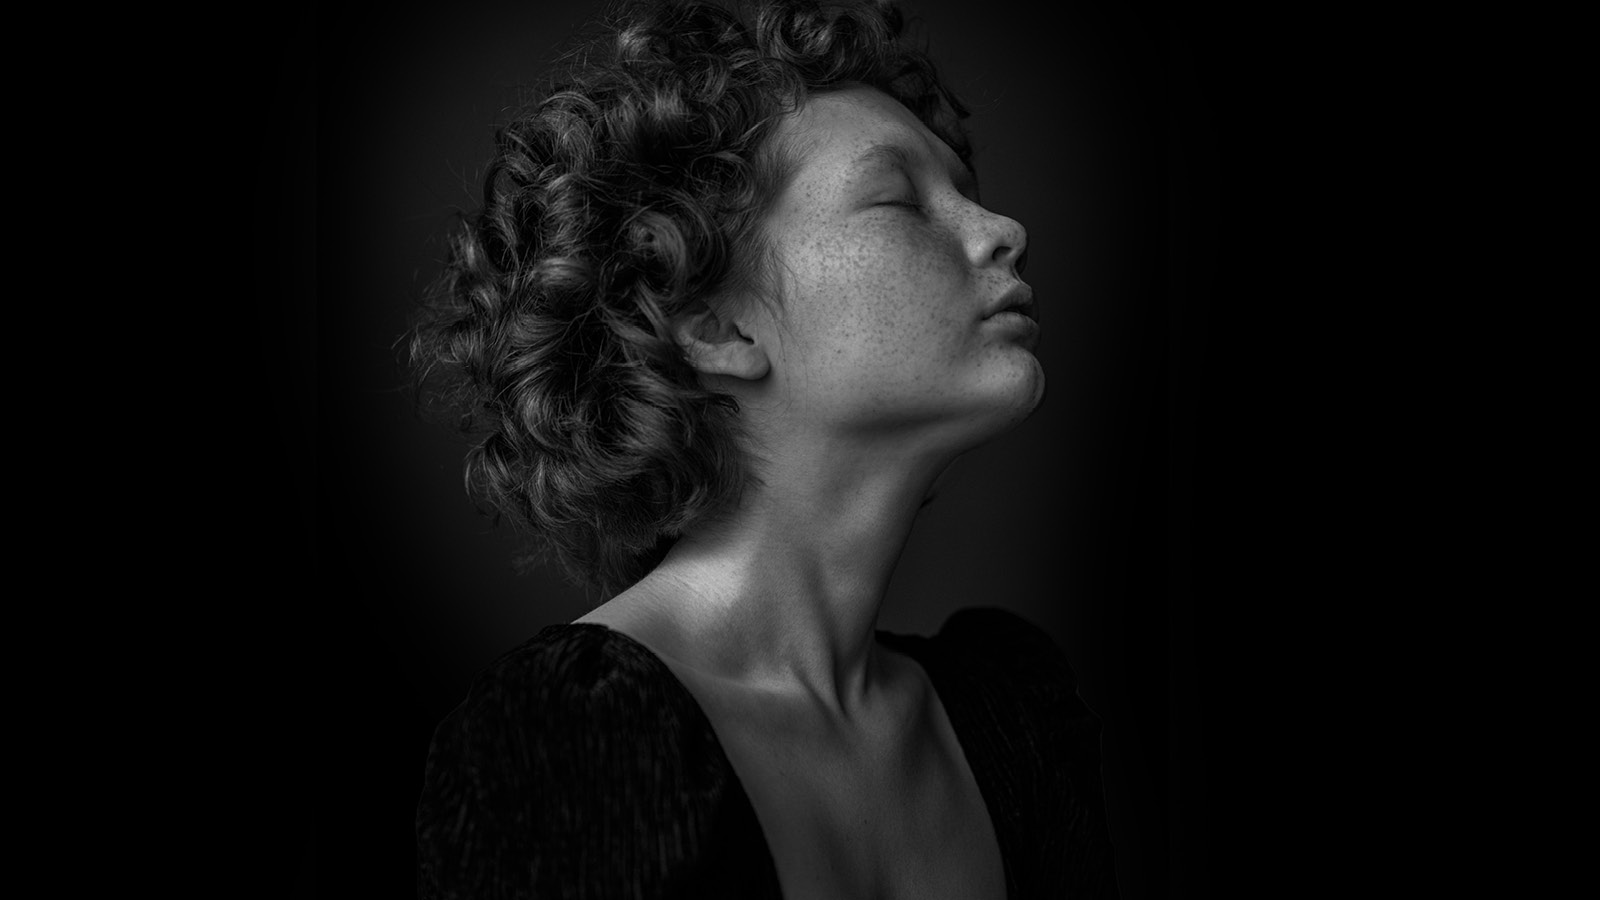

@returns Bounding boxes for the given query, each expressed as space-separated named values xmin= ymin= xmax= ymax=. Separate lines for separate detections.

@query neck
xmin=615 ymin=434 xmax=951 ymax=717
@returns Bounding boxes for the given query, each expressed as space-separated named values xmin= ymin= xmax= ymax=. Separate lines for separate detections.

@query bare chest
xmin=704 ymin=691 xmax=1006 ymax=900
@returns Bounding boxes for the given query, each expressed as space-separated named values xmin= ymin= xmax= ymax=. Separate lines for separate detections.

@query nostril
xmin=1015 ymin=247 xmax=1029 ymax=276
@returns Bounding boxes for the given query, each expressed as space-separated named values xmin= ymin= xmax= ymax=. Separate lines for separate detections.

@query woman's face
xmin=750 ymin=85 xmax=1042 ymax=454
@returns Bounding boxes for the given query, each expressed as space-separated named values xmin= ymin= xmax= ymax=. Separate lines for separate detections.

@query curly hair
xmin=410 ymin=0 xmax=973 ymax=597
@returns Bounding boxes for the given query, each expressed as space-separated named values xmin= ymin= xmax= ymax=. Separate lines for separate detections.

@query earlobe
xmin=673 ymin=303 xmax=771 ymax=382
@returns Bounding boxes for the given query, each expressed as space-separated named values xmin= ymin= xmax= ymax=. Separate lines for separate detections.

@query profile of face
xmin=726 ymin=85 xmax=1042 ymax=458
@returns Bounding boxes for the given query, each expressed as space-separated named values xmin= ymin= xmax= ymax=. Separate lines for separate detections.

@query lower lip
xmin=985 ymin=311 xmax=1040 ymax=346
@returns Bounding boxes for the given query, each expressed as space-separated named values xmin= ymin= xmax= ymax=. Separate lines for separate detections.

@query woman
xmin=412 ymin=0 xmax=1119 ymax=896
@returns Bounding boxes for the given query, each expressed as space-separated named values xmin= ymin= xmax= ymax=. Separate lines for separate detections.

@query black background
xmin=188 ymin=1 xmax=1363 ymax=897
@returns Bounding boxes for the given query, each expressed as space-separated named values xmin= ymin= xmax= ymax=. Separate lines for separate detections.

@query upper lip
xmin=984 ymin=284 xmax=1036 ymax=322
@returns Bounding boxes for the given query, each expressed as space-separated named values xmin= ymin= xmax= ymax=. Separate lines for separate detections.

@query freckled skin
xmin=749 ymin=85 xmax=1042 ymax=453
xmin=583 ymin=86 xmax=1036 ymax=900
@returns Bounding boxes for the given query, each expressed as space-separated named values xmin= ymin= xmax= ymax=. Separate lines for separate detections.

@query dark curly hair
xmin=411 ymin=0 xmax=973 ymax=597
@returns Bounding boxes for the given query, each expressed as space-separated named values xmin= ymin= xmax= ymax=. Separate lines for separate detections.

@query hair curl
xmin=410 ymin=0 xmax=972 ymax=597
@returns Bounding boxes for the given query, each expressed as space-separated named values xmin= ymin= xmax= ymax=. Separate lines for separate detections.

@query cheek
xmin=807 ymin=224 xmax=963 ymax=359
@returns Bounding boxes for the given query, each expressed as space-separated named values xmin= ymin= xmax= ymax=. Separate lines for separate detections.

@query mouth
xmin=982 ymin=284 xmax=1040 ymax=350
xmin=985 ymin=285 xmax=1037 ymax=323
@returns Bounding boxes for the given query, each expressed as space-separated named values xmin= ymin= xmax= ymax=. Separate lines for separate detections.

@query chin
xmin=1000 ymin=346 xmax=1046 ymax=409
xmin=957 ymin=358 xmax=1046 ymax=450
xmin=1001 ymin=357 xmax=1047 ymax=429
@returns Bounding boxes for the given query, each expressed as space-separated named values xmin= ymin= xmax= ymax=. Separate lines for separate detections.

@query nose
xmin=969 ymin=205 xmax=1029 ymax=277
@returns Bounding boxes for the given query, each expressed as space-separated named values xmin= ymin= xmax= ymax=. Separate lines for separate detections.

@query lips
xmin=984 ymin=284 xmax=1036 ymax=323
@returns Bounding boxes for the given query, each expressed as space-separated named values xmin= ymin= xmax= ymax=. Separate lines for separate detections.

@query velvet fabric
xmin=417 ymin=607 xmax=1119 ymax=898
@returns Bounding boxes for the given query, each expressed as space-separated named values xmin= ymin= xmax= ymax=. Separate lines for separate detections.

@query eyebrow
xmin=850 ymin=141 xmax=979 ymax=195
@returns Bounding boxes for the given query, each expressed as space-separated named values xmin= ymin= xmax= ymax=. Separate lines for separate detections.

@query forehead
xmin=773 ymin=86 xmax=969 ymax=192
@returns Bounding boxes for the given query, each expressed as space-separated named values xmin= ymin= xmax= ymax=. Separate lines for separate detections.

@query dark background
xmin=212 ymin=1 xmax=1329 ymax=897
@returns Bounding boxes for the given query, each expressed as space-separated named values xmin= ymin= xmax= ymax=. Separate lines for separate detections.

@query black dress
xmin=416 ymin=606 xmax=1119 ymax=898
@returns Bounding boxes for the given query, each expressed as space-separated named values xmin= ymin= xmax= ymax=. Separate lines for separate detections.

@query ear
xmin=672 ymin=302 xmax=770 ymax=382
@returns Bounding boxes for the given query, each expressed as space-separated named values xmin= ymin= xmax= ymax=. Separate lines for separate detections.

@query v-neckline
xmin=560 ymin=622 xmax=1018 ymax=899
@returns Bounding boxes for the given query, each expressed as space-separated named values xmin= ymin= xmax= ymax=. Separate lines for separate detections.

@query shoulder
xmin=926 ymin=606 xmax=1086 ymax=706
xmin=935 ymin=605 xmax=1073 ymax=662
xmin=438 ymin=622 xmax=691 ymax=732
xmin=417 ymin=624 xmax=774 ymax=898
xmin=921 ymin=605 xmax=1101 ymax=766
xmin=420 ymin=625 xmax=704 ymax=797
xmin=882 ymin=606 xmax=1099 ymax=757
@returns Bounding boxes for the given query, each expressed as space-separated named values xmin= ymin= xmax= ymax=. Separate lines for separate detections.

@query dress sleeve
xmin=942 ymin=607 xmax=1121 ymax=899
xmin=415 ymin=626 xmax=779 ymax=900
